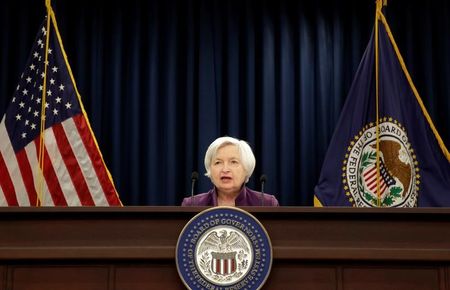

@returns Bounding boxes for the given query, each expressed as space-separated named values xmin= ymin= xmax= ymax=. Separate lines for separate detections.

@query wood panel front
xmin=115 ymin=264 xmax=185 ymax=290
xmin=1 ymin=207 xmax=450 ymax=289
xmin=8 ymin=265 xmax=109 ymax=290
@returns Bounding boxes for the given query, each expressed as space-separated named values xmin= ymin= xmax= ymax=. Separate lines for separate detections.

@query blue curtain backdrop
xmin=1 ymin=0 xmax=449 ymax=205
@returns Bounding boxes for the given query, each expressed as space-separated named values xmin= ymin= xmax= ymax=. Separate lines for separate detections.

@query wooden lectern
xmin=1 ymin=207 xmax=450 ymax=289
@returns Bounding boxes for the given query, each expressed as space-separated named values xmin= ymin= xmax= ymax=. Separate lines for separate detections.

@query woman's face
xmin=210 ymin=144 xmax=247 ymax=195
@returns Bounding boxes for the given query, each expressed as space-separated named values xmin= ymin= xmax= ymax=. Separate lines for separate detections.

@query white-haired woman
xmin=182 ymin=136 xmax=279 ymax=206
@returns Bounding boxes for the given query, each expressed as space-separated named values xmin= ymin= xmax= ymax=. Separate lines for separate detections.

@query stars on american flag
xmin=5 ymin=24 xmax=80 ymax=151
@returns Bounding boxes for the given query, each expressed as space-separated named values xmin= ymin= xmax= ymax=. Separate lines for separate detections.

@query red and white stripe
xmin=212 ymin=257 xmax=236 ymax=275
xmin=0 ymin=114 xmax=121 ymax=206
xmin=363 ymin=165 xmax=388 ymax=195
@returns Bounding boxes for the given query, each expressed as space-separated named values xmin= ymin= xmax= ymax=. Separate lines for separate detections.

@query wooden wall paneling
xmin=342 ymin=266 xmax=441 ymax=290
xmin=0 ymin=207 xmax=449 ymax=289
xmin=7 ymin=265 xmax=110 ymax=290
xmin=264 ymin=262 xmax=337 ymax=290
xmin=114 ymin=263 xmax=185 ymax=290
xmin=0 ymin=266 xmax=5 ymax=290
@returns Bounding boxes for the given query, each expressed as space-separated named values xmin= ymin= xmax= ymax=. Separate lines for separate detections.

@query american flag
xmin=0 ymin=16 xmax=122 ymax=206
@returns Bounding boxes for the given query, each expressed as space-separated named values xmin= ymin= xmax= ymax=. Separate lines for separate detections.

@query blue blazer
xmin=182 ymin=186 xmax=279 ymax=206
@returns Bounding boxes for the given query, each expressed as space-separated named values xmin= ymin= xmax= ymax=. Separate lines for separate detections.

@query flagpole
xmin=36 ymin=0 xmax=53 ymax=206
xmin=374 ymin=0 xmax=382 ymax=207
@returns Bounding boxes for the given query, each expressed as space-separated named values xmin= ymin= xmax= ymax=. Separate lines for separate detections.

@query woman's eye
xmin=231 ymin=160 xmax=240 ymax=166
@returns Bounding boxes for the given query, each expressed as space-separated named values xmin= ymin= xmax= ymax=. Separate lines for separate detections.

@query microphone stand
xmin=260 ymin=174 xmax=266 ymax=206
xmin=191 ymin=171 xmax=198 ymax=206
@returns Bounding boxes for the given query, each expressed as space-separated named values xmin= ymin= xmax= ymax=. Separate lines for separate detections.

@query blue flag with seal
xmin=314 ymin=1 xmax=450 ymax=207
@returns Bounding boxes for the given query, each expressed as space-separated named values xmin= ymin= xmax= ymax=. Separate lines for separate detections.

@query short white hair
xmin=204 ymin=136 xmax=256 ymax=183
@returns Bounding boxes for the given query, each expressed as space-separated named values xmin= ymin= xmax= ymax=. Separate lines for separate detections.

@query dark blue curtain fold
xmin=1 ymin=0 xmax=449 ymax=205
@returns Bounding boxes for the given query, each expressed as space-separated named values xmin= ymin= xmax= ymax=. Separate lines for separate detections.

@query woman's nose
xmin=221 ymin=163 xmax=231 ymax=171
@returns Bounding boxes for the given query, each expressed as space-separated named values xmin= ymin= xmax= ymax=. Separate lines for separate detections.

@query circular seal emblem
xmin=176 ymin=207 xmax=273 ymax=290
xmin=343 ymin=118 xmax=419 ymax=207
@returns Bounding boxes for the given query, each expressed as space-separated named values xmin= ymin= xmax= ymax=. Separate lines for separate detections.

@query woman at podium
xmin=182 ymin=136 xmax=279 ymax=207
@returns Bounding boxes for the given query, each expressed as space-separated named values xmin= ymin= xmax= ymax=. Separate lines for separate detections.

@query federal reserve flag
xmin=314 ymin=2 xmax=450 ymax=207
xmin=0 ymin=11 xmax=122 ymax=206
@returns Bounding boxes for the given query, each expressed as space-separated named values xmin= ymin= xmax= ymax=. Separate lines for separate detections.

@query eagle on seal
xmin=197 ymin=230 xmax=250 ymax=255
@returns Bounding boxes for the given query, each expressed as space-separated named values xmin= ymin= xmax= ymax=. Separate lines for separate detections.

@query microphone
xmin=259 ymin=174 xmax=267 ymax=206
xmin=191 ymin=171 xmax=199 ymax=205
